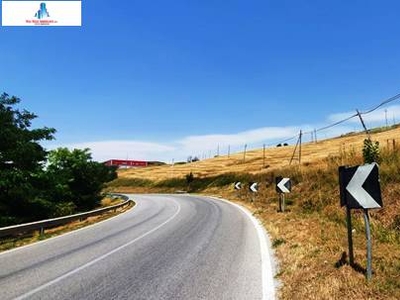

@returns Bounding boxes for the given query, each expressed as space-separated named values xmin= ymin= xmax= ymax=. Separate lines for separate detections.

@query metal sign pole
xmin=346 ymin=206 xmax=355 ymax=266
xmin=282 ymin=193 xmax=286 ymax=212
xmin=363 ymin=209 xmax=373 ymax=280
xmin=278 ymin=193 xmax=281 ymax=212
xmin=278 ymin=193 xmax=283 ymax=212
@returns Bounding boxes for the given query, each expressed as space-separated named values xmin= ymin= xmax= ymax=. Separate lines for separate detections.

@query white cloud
xmin=49 ymin=140 xmax=176 ymax=163
xmin=362 ymin=105 xmax=400 ymax=124
xmin=327 ymin=111 xmax=357 ymax=123
xmin=46 ymin=104 xmax=400 ymax=163
xmin=50 ymin=127 xmax=304 ymax=163
xmin=328 ymin=104 xmax=400 ymax=125
xmin=178 ymin=126 xmax=300 ymax=153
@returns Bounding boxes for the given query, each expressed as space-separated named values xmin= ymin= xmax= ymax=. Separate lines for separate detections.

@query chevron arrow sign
xmin=249 ymin=182 xmax=258 ymax=193
xmin=339 ymin=162 xmax=382 ymax=209
xmin=276 ymin=177 xmax=291 ymax=193
xmin=234 ymin=182 xmax=242 ymax=190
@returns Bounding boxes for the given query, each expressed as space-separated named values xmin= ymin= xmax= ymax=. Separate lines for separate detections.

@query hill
xmin=117 ymin=125 xmax=400 ymax=181
xmin=109 ymin=125 xmax=400 ymax=299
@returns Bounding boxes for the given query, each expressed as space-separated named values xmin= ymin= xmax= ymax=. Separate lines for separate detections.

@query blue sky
xmin=1 ymin=0 xmax=400 ymax=162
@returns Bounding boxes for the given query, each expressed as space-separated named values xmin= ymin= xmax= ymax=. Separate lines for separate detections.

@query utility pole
xmin=299 ymin=130 xmax=302 ymax=165
xmin=385 ymin=109 xmax=388 ymax=127
xmin=263 ymin=144 xmax=266 ymax=168
xmin=243 ymin=144 xmax=247 ymax=162
xmin=314 ymin=129 xmax=317 ymax=143
xmin=290 ymin=130 xmax=302 ymax=165
xmin=356 ymin=109 xmax=370 ymax=138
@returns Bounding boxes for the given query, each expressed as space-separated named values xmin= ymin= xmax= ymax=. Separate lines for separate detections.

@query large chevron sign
xmin=276 ymin=177 xmax=291 ymax=193
xmin=339 ymin=163 xmax=382 ymax=209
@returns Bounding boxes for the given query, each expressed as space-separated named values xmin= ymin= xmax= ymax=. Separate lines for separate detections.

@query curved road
xmin=0 ymin=194 xmax=277 ymax=300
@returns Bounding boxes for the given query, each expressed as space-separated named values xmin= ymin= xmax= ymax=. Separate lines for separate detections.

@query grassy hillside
xmin=108 ymin=126 xmax=400 ymax=299
xmin=115 ymin=125 xmax=400 ymax=181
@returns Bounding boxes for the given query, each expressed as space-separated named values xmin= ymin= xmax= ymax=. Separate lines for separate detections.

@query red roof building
xmin=104 ymin=159 xmax=148 ymax=168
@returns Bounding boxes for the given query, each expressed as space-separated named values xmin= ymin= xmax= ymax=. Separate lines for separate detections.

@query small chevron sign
xmin=339 ymin=162 xmax=382 ymax=209
xmin=234 ymin=182 xmax=242 ymax=190
xmin=249 ymin=182 xmax=258 ymax=193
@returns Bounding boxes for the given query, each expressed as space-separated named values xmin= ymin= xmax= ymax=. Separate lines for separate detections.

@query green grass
xmin=107 ymin=177 xmax=154 ymax=188
xmin=272 ymin=238 xmax=286 ymax=248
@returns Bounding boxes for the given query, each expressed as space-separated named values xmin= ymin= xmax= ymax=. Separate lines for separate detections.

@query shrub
xmin=363 ymin=138 xmax=381 ymax=163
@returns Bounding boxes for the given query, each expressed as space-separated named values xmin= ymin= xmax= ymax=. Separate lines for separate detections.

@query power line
xmin=360 ymin=93 xmax=400 ymax=114
xmin=271 ymin=91 xmax=400 ymax=146
xmin=188 ymin=91 xmax=400 ymax=158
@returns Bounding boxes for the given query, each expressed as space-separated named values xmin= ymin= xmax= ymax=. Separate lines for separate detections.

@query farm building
xmin=104 ymin=159 xmax=148 ymax=168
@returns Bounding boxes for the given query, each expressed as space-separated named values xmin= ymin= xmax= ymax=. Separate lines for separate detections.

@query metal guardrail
xmin=0 ymin=194 xmax=133 ymax=238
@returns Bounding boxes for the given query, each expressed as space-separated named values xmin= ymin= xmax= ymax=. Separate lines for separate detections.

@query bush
xmin=363 ymin=138 xmax=381 ymax=163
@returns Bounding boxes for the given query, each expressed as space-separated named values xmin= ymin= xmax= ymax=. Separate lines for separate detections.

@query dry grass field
xmin=111 ymin=125 xmax=400 ymax=300
xmin=118 ymin=125 xmax=400 ymax=182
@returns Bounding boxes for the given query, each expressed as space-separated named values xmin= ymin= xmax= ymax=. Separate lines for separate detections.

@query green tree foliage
xmin=46 ymin=148 xmax=118 ymax=211
xmin=0 ymin=93 xmax=118 ymax=225
xmin=362 ymin=138 xmax=381 ymax=164
xmin=0 ymin=93 xmax=56 ymax=225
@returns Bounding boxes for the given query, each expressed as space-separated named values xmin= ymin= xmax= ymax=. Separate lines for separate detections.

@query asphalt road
xmin=0 ymin=194 xmax=277 ymax=300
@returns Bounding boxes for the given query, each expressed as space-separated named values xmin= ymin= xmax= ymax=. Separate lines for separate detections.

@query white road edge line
xmin=0 ymin=196 xmax=137 ymax=257
xmin=213 ymin=197 xmax=277 ymax=300
xmin=14 ymin=199 xmax=182 ymax=300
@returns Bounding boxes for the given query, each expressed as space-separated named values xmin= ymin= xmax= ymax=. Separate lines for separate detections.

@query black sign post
xmin=339 ymin=162 xmax=382 ymax=280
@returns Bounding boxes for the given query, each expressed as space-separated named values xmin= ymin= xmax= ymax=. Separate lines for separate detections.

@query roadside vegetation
xmin=0 ymin=196 xmax=133 ymax=252
xmin=0 ymin=93 xmax=118 ymax=227
xmin=109 ymin=129 xmax=400 ymax=299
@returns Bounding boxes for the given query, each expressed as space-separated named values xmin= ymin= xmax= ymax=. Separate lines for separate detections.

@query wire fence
xmin=196 ymin=92 xmax=400 ymax=160
xmin=272 ymin=92 xmax=400 ymax=147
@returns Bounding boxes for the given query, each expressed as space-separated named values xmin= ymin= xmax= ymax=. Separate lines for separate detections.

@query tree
xmin=187 ymin=156 xmax=200 ymax=163
xmin=47 ymin=148 xmax=118 ymax=211
xmin=185 ymin=172 xmax=194 ymax=191
xmin=0 ymin=93 xmax=56 ymax=225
